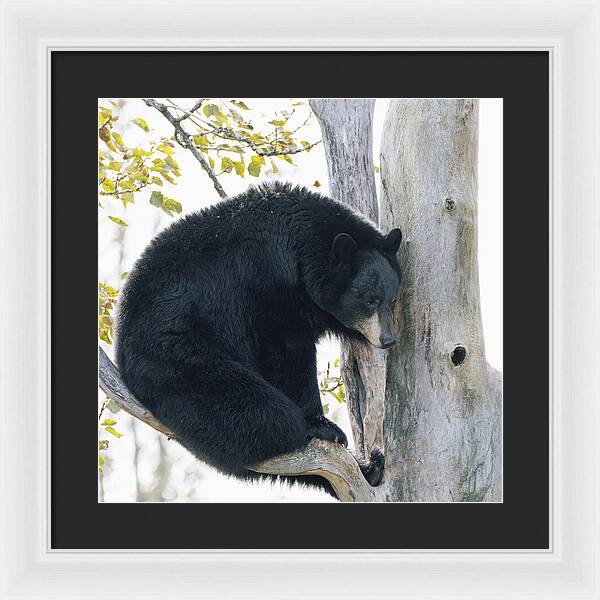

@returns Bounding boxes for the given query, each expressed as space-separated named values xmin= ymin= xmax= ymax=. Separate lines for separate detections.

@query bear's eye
xmin=366 ymin=298 xmax=381 ymax=308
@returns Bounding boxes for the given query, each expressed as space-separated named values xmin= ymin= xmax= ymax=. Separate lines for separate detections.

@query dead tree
xmin=310 ymin=98 xmax=502 ymax=501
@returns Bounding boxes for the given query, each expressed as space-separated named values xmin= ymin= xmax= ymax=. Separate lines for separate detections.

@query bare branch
xmin=98 ymin=346 xmax=374 ymax=502
xmin=249 ymin=439 xmax=376 ymax=502
xmin=143 ymin=98 xmax=227 ymax=199
xmin=99 ymin=347 xmax=174 ymax=437
xmin=170 ymin=98 xmax=208 ymax=123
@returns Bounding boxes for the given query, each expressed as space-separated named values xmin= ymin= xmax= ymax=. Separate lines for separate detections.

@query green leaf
xmin=203 ymin=103 xmax=227 ymax=125
xmin=107 ymin=161 xmax=123 ymax=171
xmin=162 ymin=197 xmax=182 ymax=214
xmin=248 ymin=155 xmax=263 ymax=177
xmin=132 ymin=117 xmax=150 ymax=132
xmin=106 ymin=399 xmax=122 ymax=414
xmin=151 ymin=176 xmax=163 ymax=186
xmin=203 ymin=104 xmax=220 ymax=117
xmin=108 ymin=216 xmax=128 ymax=227
xmin=149 ymin=190 xmax=164 ymax=208
xmin=104 ymin=426 xmax=123 ymax=438
xmin=220 ymin=156 xmax=234 ymax=173
xmin=268 ymin=119 xmax=286 ymax=127
xmin=101 ymin=418 xmax=117 ymax=426
xmin=374 ymin=165 xmax=380 ymax=173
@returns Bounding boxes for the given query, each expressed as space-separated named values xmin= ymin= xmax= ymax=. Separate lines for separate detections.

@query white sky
xmin=98 ymin=98 xmax=502 ymax=503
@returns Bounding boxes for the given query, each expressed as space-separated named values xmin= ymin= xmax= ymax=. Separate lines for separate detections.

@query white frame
xmin=1 ymin=0 xmax=598 ymax=598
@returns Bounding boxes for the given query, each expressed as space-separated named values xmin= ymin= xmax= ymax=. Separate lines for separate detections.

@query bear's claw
xmin=306 ymin=415 xmax=348 ymax=448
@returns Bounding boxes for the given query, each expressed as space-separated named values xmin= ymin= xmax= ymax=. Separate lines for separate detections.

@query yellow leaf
xmin=108 ymin=216 xmax=128 ymax=227
xmin=101 ymin=419 xmax=117 ymax=426
xmin=104 ymin=426 xmax=123 ymax=438
xmin=233 ymin=161 xmax=245 ymax=177
xmin=230 ymin=99 xmax=250 ymax=110
xmin=99 ymin=282 xmax=118 ymax=297
xmin=98 ymin=106 xmax=112 ymax=126
xmin=221 ymin=156 xmax=234 ymax=173
xmin=132 ymin=117 xmax=150 ymax=132
xmin=120 ymin=192 xmax=134 ymax=207
xmin=101 ymin=179 xmax=115 ymax=193
xmin=193 ymin=135 xmax=210 ymax=147
xmin=112 ymin=132 xmax=126 ymax=150
xmin=163 ymin=197 xmax=182 ymax=214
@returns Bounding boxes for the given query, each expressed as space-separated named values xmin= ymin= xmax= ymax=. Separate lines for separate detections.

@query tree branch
xmin=143 ymin=98 xmax=227 ymax=199
xmin=98 ymin=346 xmax=375 ymax=502
xmin=99 ymin=347 xmax=174 ymax=436
xmin=200 ymin=124 xmax=321 ymax=157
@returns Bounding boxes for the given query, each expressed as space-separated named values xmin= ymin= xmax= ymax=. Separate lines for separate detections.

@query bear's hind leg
xmin=152 ymin=359 xmax=311 ymax=475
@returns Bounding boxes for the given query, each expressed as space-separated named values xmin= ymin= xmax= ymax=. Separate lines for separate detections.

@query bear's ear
xmin=385 ymin=228 xmax=403 ymax=254
xmin=330 ymin=233 xmax=357 ymax=265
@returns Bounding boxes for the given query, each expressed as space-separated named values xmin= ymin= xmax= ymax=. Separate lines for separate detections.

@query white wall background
xmin=98 ymin=98 xmax=502 ymax=503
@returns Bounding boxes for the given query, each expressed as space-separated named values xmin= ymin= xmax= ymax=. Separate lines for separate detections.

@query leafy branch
xmin=143 ymin=98 xmax=228 ymax=198
xmin=98 ymin=102 xmax=184 ymax=218
xmin=144 ymin=97 xmax=320 ymax=192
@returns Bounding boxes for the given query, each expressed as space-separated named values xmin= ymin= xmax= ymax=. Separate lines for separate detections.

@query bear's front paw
xmin=306 ymin=415 xmax=348 ymax=448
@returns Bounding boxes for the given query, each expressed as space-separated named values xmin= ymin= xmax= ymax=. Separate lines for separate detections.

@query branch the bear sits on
xmin=115 ymin=181 xmax=401 ymax=495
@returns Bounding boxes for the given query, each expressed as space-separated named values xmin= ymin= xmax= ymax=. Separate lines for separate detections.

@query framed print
xmin=1 ymin=0 xmax=599 ymax=598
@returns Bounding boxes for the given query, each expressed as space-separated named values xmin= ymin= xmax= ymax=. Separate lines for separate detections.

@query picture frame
xmin=1 ymin=0 xmax=598 ymax=597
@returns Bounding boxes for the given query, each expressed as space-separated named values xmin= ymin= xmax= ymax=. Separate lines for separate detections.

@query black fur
xmin=115 ymin=182 xmax=401 ymax=495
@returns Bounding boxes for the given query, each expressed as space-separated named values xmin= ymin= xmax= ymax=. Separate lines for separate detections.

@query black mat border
xmin=51 ymin=51 xmax=549 ymax=550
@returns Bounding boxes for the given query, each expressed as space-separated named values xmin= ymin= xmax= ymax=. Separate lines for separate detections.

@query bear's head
xmin=325 ymin=229 xmax=402 ymax=349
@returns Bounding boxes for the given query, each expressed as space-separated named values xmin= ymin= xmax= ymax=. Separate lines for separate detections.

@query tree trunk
xmin=309 ymin=99 xmax=387 ymax=463
xmin=311 ymin=98 xmax=502 ymax=502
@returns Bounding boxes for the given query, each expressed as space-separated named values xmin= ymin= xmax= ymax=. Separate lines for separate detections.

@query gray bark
xmin=311 ymin=98 xmax=503 ymax=502
xmin=309 ymin=99 xmax=387 ymax=462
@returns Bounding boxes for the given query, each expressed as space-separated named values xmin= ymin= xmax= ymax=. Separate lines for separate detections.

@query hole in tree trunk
xmin=451 ymin=345 xmax=466 ymax=366
xmin=444 ymin=196 xmax=456 ymax=211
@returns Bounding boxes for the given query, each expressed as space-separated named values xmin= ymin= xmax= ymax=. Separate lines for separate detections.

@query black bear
xmin=115 ymin=181 xmax=402 ymax=495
